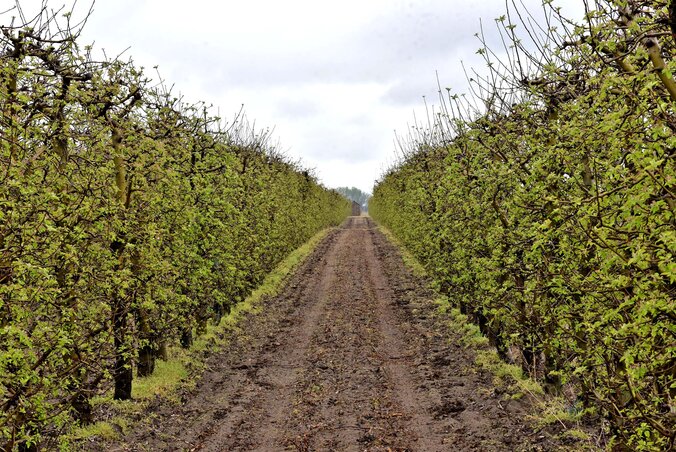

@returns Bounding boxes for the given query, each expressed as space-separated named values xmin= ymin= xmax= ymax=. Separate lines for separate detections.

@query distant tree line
xmin=335 ymin=186 xmax=371 ymax=210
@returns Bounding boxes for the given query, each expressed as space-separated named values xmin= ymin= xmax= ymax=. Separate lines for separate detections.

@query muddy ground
xmin=96 ymin=216 xmax=588 ymax=451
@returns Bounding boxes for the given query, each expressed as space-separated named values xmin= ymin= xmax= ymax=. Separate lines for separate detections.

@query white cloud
xmin=2 ymin=0 xmax=585 ymax=192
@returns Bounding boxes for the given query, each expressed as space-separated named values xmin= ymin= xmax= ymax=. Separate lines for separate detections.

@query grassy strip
xmin=66 ymin=227 xmax=334 ymax=448
xmin=375 ymin=222 xmax=595 ymax=447
xmin=433 ymin=297 xmax=544 ymax=397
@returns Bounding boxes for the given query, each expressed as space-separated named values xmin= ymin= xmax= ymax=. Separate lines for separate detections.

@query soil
xmin=97 ymin=216 xmax=583 ymax=451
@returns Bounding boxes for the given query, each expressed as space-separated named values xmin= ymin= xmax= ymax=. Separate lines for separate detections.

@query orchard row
xmin=0 ymin=9 xmax=349 ymax=449
xmin=371 ymin=1 xmax=675 ymax=450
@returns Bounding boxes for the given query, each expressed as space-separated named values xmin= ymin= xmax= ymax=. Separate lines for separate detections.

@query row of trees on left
xmin=0 ymin=5 xmax=350 ymax=450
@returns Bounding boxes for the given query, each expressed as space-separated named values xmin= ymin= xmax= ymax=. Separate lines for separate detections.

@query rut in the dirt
xmin=101 ymin=217 xmax=570 ymax=452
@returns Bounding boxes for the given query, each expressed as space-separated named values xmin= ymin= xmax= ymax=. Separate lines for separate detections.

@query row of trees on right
xmin=370 ymin=1 xmax=674 ymax=449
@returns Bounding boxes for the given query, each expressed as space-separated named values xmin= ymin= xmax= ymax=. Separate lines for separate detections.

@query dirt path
xmin=103 ymin=217 xmax=571 ymax=451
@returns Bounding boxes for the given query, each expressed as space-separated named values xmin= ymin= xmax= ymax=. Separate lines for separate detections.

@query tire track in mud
xmin=201 ymin=220 xmax=344 ymax=451
xmin=102 ymin=216 xmax=574 ymax=451
xmin=277 ymin=217 xmax=440 ymax=451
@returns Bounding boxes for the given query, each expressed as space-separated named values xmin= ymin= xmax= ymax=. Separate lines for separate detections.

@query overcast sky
xmin=3 ymin=0 xmax=581 ymax=193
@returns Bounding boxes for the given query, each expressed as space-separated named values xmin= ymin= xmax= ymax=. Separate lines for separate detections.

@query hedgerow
xmin=371 ymin=1 xmax=675 ymax=449
xmin=0 ymin=6 xmax=349 ymax=449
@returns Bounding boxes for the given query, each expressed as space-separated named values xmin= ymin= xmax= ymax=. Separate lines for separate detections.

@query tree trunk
xmin=543 ymin=352 xmax=562 ymax=394
xmin=135 ymin=306 xmax=155 ymax=377
xmin=137 ymin=344 xmax=155 ymax=377
xmin=71 ymin=391 xmax=93 ymax=424
xmin=155 ymin=341 xmax=169 ymax=361
xmin=180 ymin=328 xmax=193 ymax=349
xmin=111 ymin=127 xmax=133 ymax=400
xmin=112 ymin=298 xmax=132 ymax=400
xmin=196 ymin=316 xmax=207 ymax=336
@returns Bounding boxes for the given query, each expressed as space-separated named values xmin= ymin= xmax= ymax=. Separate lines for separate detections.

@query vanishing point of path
xmin=101 ymin=217 xmax=570 ymax=451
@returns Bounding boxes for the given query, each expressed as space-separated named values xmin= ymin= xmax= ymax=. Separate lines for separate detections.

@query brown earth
xmin=97 ymin=216 xmax=584 ymax=451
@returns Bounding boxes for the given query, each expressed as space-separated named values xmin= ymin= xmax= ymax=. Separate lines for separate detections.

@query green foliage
xmin=371 ymin=1 xmax=675 ymax=449
xmin=59 ymin=227 xmax=332 ymax=449
xmin=0 ymin=7 xmax=350 ymax=450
